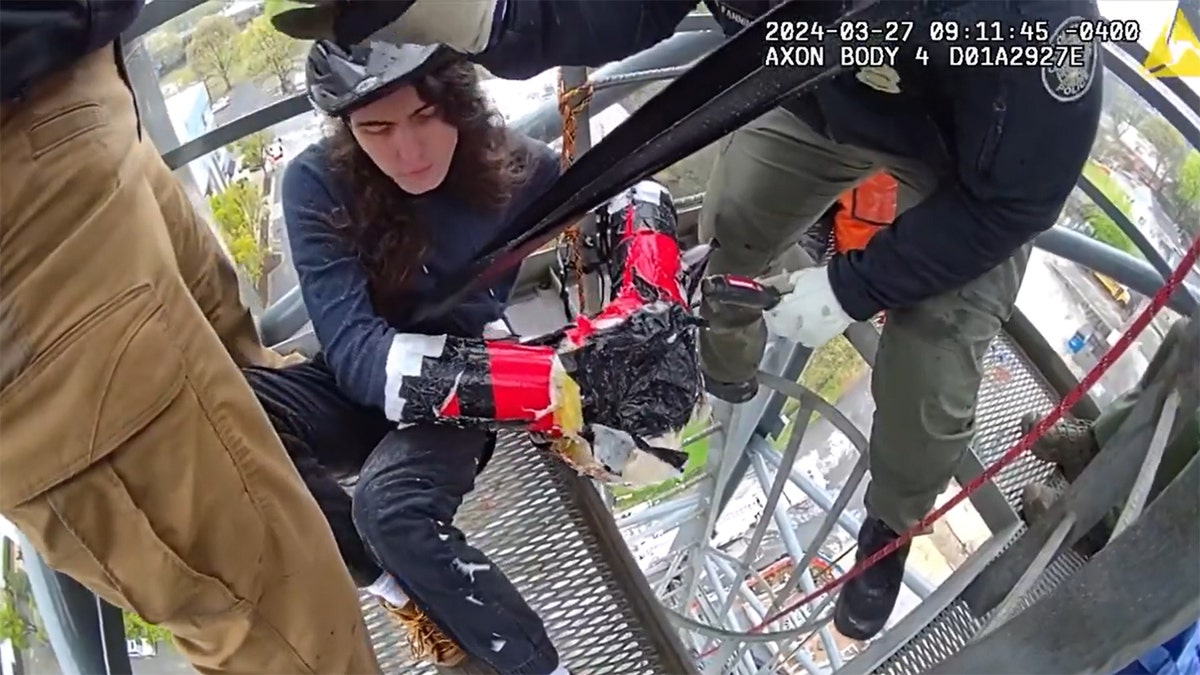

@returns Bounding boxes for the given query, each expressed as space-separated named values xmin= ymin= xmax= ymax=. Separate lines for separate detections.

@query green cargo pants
xmin=698 ymin=107 xmax=1031 ymax=533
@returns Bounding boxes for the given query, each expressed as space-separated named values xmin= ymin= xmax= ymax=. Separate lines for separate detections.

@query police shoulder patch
xmin=1042 ymin=16 xmax=1099 ymax=103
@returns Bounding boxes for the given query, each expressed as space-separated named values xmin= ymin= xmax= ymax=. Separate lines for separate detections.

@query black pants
xmin=244 ymin=356 xmax=559 ymax=674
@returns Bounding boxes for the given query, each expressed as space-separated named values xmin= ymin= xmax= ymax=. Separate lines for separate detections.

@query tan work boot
xmin=1020 ymin=412 xmax=1098 ymax=481
xmin=379 ymin=599 xmax=466 ymax=667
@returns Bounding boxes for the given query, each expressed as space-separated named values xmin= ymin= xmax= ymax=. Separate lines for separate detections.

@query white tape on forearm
xmin=383 ymin=332 xmax=448 ymax=423
xmin=370 ymin=0 xmax=497 ymax=54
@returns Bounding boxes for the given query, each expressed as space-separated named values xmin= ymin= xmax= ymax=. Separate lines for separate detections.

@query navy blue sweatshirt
xmin=282 ymin=133 xmax=560 ymax=417
xmin=475 ymin=0 xmax=1103 ymax=320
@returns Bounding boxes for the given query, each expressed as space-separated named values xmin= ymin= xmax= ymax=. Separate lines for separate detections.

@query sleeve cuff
xmin=383 ymin=333 xmax=449 ymax=422
xmin=827 ymin=255 xmax=882 ymax=321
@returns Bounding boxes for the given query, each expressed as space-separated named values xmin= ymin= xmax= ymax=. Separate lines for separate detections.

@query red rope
xmin=699 ymin=235 xmax=1200 ymax=658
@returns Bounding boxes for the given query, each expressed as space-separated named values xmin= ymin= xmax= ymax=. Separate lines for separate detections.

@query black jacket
xmin=1 ymin=0 xmax=144 ymax=102
xmin=475 ymin=0 xmax=1104 ymax=319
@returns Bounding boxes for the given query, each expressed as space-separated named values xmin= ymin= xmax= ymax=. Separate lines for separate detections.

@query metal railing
xmin=15 ymin=3 xmax=1200 ymax=674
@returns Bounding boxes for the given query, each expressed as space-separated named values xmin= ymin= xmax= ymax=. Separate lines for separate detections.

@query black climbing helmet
xmin=306 ymin=40 xmax=454 ymax=116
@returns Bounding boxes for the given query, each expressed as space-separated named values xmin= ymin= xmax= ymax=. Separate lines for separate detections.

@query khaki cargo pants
xmin=699 ymin=107 xmax=1030 ymax=533
xmin=0 ymin=45 xmax=378 ymax=674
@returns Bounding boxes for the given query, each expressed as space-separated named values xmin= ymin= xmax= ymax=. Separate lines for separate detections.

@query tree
xmin=0 ymin=564 xmax=45 ymax=653
xmin=166 ymin=64 xmax=206 ymax=96
xmin=1102 ymin=74 xmax=1148 ymax=138
xmin=1172 ymin=150 xmax=1200 ymax=235
xmin=0 ymin=591 xmax=30 ymax=651
xmin=208 ymin=178 xmax=269 ymax=284
xmin=1081 ymin=203 xmax=1140 ymax=257
xmin=234 ymin=131 xmax=274 ymax=172
xmin=240 ymin=16 xmax=304 ymax=94
xmin=187 ymin=15 xmax=240 ymax=94
xmin=123 ymin=611 xmax=172 ymax=645
xmin=146 ymin=31 xmax=185 ymax=71
xmin=1138 ymin=116 xmax=1188 ymax=183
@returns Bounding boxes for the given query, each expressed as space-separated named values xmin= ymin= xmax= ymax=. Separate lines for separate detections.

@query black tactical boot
xmin=834 ymin=517 xmax=910 ymax=640
xmin=703 ymin=373 xmax=759 ymax=404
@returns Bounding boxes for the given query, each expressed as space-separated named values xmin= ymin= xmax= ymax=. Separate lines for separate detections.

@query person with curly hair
xmin=242 ymin=41 xmax=569 ymax=673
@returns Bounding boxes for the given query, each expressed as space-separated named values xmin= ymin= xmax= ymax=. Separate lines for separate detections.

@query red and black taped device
xmin=389 ymin=180 xmax=696 ymax=439
xmin=561 ymin=181 xmax=687 ymax=347
xmin=394 ymin=335 xmax=561 ymax=431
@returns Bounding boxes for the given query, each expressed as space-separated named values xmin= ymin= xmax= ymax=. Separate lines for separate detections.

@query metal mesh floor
xmin=873 ymin=544 xmax=1088 ymax=674
xmin=871 ymin=331 xmax=1090 ymax=674
xmin=359 ymin=433 xmax=685 ymax=674
xmin=355 ymin=328 xmax=1089 ymax=674
xmin=971 ymin=333 xmax=1064 ymax=504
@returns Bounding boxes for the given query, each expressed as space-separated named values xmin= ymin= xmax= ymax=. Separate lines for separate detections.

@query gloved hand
xmin=270 ymin=0 xmax=497 ymax=54
xmin=763 ymin=266 xmax=853 ymax=348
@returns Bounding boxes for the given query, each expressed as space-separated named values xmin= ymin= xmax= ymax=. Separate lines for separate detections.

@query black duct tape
xmin=559 ymin=303 xmax=702 ymax=440
xmin=395 ymin=336 xmax=497 ymax=426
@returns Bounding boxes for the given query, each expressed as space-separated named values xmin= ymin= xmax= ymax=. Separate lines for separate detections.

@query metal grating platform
xmin=872 ymin=330 xmax=1091 ymax=674
xmin=359 ymin=433 xmax=694 ymax=674
xmin=874 ymin=544 xmax=1088 ymax=674
xmin=972 ymin=332 xmax=1066 ymax=504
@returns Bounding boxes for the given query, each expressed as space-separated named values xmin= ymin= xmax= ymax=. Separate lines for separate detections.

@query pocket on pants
xmin=0 ymin=284 xmax=182 ymax=508
xmin=0 ymin=283 xmax=259 ymax=625
xmin=35 ymin=459 xmax=247 ymax=625
xmin=28 ymin=102 xmax=108 ymax=160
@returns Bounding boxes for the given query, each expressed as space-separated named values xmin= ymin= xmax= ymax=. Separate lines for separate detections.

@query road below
xmin=264 ymin=110 xmax=324 ymax=307
xmin=1020 ymin=249 xmax=1150 ymax=406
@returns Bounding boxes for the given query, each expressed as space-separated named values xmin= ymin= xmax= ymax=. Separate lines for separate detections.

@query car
xmin=212 ymin=96 xmax=231 ymax=113
xmin=126 ymin=638 xmax=158 ymax=658
xmin=1091 ymin=271 xmax=1131 ymax=306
